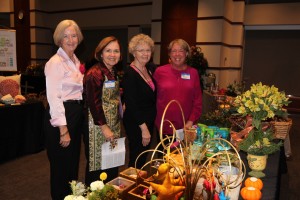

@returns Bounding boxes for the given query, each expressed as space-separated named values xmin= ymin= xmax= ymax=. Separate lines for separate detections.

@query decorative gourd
xmin=244 ymin=177 xmax=263 ymax=190
xmin=240 ymin=186 xmax=262 ymax=200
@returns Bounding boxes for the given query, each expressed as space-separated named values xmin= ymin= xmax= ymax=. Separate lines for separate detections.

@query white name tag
xmin=181 ymin=73 xmax=190 ymax=80
xmin=104 ymin=80 xmax=116 ymax=88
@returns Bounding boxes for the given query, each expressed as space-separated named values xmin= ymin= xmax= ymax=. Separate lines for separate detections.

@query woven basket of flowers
xmin=271 ymin=118 xmax=293 ymax=140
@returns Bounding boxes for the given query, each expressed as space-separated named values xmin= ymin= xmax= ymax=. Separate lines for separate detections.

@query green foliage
xmin=186 ymin=46 xmax=208 ymax=89
xmin=186 ymin=46 xmax=208 ymax=76
xmin=226 ymin=81 xmax=245 ymax=97
xmin=238 ymin=127 xmax=282 ymax=155
xmin=198 ymin=109 xmax=232 ymax=128
xmin=88 ymin=185 xmax=119 ymax=200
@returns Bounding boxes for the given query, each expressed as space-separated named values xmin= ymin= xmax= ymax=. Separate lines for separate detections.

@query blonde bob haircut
xmin=53 ymin=19 xmax=83 ymax=46
xmin=94 ymin=36 xmax=122 ymax=61
xmin=128 ymin=34 xmax=154 ymax=54
xmin=167 ymin=38 xmax=191 ymax=58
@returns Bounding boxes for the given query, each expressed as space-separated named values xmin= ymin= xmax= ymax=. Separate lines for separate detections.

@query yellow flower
xmin=262 ymin=138 xmax=271 ymax=146
xmin=99 ymin=172 xmax=107 ymax=181
xmin=234 ymin=82 xmax=290 ymax=122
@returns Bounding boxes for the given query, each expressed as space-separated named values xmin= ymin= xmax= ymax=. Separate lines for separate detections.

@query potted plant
xmin=233 ymin=82 xmax=290 ymax=177
xmin=186 ymin=46 xmax=208 ymax=90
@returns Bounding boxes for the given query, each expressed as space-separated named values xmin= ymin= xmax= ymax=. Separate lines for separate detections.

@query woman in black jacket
xmin=123 ymin=33 xmax=156 ymax=169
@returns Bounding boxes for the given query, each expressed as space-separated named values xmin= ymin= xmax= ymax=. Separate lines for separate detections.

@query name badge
xmin=104 ymin=80 xmax=116 ymax=88
xmin=181 ymin=73 xmax=190 ymax=80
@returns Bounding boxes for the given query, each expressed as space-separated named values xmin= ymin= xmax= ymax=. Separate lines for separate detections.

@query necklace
xmin=131 ymin=64 xmax=149 ymax=81
xmin=131 ymin=64 xmax=155 ymax=91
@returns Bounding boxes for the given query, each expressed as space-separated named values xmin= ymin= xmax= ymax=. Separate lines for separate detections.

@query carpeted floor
xmin=0 ymin=114 xmax=299 ymax=200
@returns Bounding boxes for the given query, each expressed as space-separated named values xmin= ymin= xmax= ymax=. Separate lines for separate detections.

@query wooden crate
xmin=106 ymin=176 xmax=136 ymax=200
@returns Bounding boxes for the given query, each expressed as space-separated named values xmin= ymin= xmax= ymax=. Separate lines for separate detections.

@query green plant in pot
xmin=186 ymin=45 xmax=208 ymax=90
xmin=233 ymin=82 xmax=290 ymax=178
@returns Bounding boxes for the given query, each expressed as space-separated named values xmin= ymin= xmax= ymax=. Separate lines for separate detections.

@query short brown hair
xmin=94 ymin=36 xmax=122 ymax=61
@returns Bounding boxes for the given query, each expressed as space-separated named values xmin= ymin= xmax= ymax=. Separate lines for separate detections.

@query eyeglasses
xmin=136 ymin=49 xmax=152 ymax=54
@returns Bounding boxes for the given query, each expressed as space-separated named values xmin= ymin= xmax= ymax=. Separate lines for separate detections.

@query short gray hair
xmin=53 ymin=19 xmax=83 ymax=46
xmin=128 ymin=34 xmax=154 ymax=54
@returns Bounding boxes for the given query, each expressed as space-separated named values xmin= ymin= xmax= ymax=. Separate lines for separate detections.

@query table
xmin=21 ymin=74 xmax=46 ymax=95
xmin=239 ymin=147 xmax=286 ymax=200
xmin=0 ymin=100 xmax=45 ymax=163
xmin=202 ymin=90 xmax=225 ymax=114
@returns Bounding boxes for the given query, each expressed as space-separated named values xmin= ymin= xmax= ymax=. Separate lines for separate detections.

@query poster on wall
xmin=0 ymin=29 xmax=17 ymax=71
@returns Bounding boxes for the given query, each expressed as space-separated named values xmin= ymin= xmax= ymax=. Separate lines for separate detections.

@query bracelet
xmin=60 ymin=131 xmax=69 ymax=137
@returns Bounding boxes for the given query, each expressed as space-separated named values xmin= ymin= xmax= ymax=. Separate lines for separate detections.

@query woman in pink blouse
xmin=154 ymin=39 xmax=202 ymax=144
xmin=44 ymin=19 xmax=84 ymax=200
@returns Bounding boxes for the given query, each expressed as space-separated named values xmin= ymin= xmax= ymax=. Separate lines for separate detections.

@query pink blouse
xmin=45 ymin=47 xmax=84 ymax=127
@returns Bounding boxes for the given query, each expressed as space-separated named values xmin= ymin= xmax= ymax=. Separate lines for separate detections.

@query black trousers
xmin=44 ymin=102 xmax=84 ymax=200
xmin=123 ymin=118 xmax=154 ymax=169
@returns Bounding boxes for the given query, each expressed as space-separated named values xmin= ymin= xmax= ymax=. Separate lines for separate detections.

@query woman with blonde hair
xmin=44 ymin=19 xmax=84 ymax=200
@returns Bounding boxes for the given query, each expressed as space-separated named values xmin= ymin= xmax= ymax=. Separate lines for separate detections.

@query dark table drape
xmin=239 ymin=147 xmax=287 ymax=200
xmin=0 ymin=100 xmax=45 ymax=163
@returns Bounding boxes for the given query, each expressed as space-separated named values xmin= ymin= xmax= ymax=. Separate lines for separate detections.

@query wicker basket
xmin=271 ymin=118 xmax=293 ymax=140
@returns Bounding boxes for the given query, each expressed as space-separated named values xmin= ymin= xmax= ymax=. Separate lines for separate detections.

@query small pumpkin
xmin=245 ymin=177 xmax=263 ymax=190
xmin=240 ymin=186 xmax=262 ymax=200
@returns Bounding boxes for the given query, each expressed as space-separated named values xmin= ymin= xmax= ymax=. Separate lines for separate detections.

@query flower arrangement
xmin=233 ymin=82 xmax=290 ymax=155
xmin=64 ymin=173 xmax=119 ymax=200
xmin=226 ymin=81 xmax=245 ymax=97
xmin=137 ymin=100 xmax=245 ymax=200
xmin=234 ymin=82 xmax=290 ymax=129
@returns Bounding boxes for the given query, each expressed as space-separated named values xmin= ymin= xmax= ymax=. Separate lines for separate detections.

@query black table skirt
xmin=0 ymin=101 xmax=45 ymax=163
xmin=239 ymin=147 xmax=286 ymax=200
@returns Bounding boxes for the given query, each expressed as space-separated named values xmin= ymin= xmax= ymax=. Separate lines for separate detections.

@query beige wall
xmin=0 ymin=0 xmax=12 ymax=12
xmin=3 ymin=0 xmax=300 ymax=88
xmin=197 ymin=0 xmax=244 ymax=88
xmin=245 ymin=3 xmax=300 ymax=25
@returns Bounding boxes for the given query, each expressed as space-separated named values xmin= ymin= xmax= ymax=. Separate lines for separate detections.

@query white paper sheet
xmin=175 ymin=129 xmax=184 ymax=141
xmin=101 ymin=137 xmax=126 ymax=170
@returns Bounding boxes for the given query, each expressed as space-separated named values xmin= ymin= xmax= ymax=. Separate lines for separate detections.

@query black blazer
xmin=122 ymin=65 xmax=156 ymax=126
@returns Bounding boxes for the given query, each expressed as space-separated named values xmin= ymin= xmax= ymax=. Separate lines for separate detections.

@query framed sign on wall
xmin=0 ymin=29 xmax=17 ymax=71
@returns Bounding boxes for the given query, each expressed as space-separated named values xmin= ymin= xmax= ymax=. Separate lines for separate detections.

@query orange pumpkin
xmin=240 ymin=186 xmax=262 ymax=200
xmin=245 ymin=177 xmax=263 ymax=190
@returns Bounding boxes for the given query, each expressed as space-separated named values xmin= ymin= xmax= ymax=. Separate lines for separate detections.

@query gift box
xmin=119 ymin=167 xmax=148 ymax=185
xmin=127 ymin=184 xmax=153 ymax=200
xmin=106 ymin=176 xmax=136 ymax=199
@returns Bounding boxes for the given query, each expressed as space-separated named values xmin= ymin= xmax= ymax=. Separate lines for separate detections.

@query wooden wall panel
xmin=14 ymin=0 xmax=30 ymax=72
xmin=160 ymin=0 xmax=198 ymax=64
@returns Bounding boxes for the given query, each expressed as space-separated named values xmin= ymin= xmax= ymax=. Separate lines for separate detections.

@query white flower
xmin=90 ymin=180 xmax=104 ymax=191
xmin=74 ymin=196 xmax=86 ymax=200
xmin=64 ymin=194 xmax=87 ymax=200
xmin=64 ymin=195 xmax=75 ymax=200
